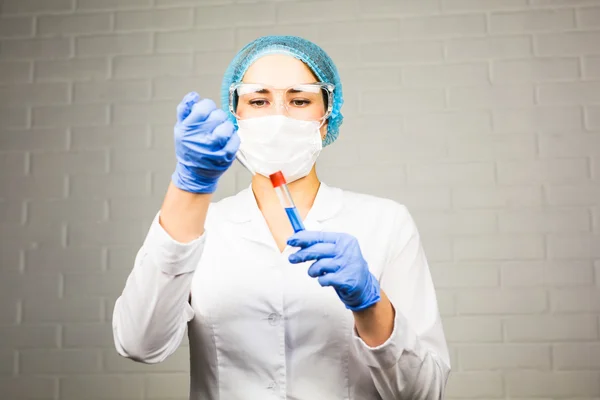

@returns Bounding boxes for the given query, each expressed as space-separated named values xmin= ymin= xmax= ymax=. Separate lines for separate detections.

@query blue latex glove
xmin=287 ymin=231 xmax=381 ymax=311
xmin=171 ymin=92 xmax=240 ymax=194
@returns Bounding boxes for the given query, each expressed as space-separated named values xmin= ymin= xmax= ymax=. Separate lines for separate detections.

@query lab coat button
xmin=267 ymin=381 xmax=277 ymax=389
xmin=267 ymin=313 xmax=280 ymax=326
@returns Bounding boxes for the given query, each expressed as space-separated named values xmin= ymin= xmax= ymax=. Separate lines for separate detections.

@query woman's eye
xmin=249 ymin=99 xmax=268 ymax=107
xmin=291 ymin=99 xmax=310 ymax=107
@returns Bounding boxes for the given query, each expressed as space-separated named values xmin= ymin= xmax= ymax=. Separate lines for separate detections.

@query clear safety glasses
xmin=229 ymin=82 xmax=334 ymax=124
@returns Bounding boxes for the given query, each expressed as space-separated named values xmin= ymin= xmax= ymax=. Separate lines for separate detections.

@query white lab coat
xmin=112 ymin=182 xmax=451 ymax=400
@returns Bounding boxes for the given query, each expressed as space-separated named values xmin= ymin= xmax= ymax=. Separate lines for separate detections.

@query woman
xmin=112 ymin=35 xmax=451 ymax=399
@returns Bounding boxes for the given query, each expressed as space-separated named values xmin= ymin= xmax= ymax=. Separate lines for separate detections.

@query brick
xmin=23 ymin=297 xmax=103 ymax=323
xmin=76 ymin=0 xmax=151 ymax=10
xmin=547 ymin=184 xmax=600 ymax=206
xmin=442 ymin=0 xmax=527 ymax=11
xmin=449 ymin=85 xmax=535 ymax=108
xmin=152 ymin=76 xmax=221 ymax=101
xmin=319 ymin=44 xmax=360 ymax=67
xmin=578 ymin=6 xmax=600 ymax=27
xmin=35 ymin=58 xmax=108 ymax=81
xmin=30 ymin=151 xmax=108 ymax=176
xmin=0 ymin=16 xmax=33 ymax=37
xmin=531 ymin=0 xmax=600 ymax=4
xmin=25 ymin=247 xmax=103 ymax=272
xmin=0 ymin=350 xmax=14 ymax=374
xmin=505 ymin=371 xmax=600 ymax=397
xmin=0 ymin=300 xmax=17 ymax=324
xmin=113 ymin=54 xmax=193 ymax=79
xmin=446 ymin=35 xmax=532 ymax=60
xmin=412 ymin=210 xmax=497 ymax=236
xmin=0 ymin=200 xmax=24 ymax=223
xmin=551 ymin=288 xmax=600 ymax=312
xmin=455 ymin=235 xmax=544 ymax=261
xmin=62 ymin=323 xmax=113 ymax=348
xmin=0 ymin=128 xmax=67 ymax=151
xmin=144 ymin=373 xmax=189 ymax=398
xmin=505 ymin=315 xmax=598 ymax=341
xmin=363 ymin=134 xmax=446 ymax=164
xmin=445 ymin=372 xmax=504 ymax=398
xmin=76 ymin=33 xmax=152 ymax=57
xmin=459 ymin=344 xmax=551 ymax=370
xmin=69 ymin=173 xmax=150 ymax=198
xmin=418 ymin=236 xmax=452 ymax=262
xmin=107 ymin=246 xmax=140 ymax=270
xmin=429 ymin=263 xmax=499 ymax=288
xmin=108 ymin=196 xmax=162 ymax=221
xmin=360 ymin=41 xmax=443 ymax=64
xmin=501 ymin=260 xmax=594 ymax=287
xmin=493 ymin=57 xmax=580 ymax=83
xmin=0 ymin=108 xmax=28 ymax=129
xmin=0 ymin=83 xmax=69 ymax=107
xmin=0 ymin=325 xmax=59 ymax=349
xmin=194 ymin=51 xmax=238 ymax=75
xmin=554 ymin=343 xmax=600 ymax=370
xmin=103 ymin=346 xmax=188 ymax=372
xmin=63 ymin=270 xmax=130 ymax=297
xmin=1 ymin=220 xmax=64 ymax=247
xmin=20 ymin=349 xmax=101 ymax=374
xmin=443 ymin=317 xmax=503 ymax=343
xmin=539 ymin=81 xmax=600 ymax=105
xmin=404 ymin=111 xmax=492 ymax=135
xmin=115 ymin=8 xmax=193 ymax=31
xmin=392 ymin=187 xmax=451 ymax=210
xmin=72 ymin=126 xmax=149 ymax=150
xmin=67 ymin=220 xmax=148 ymax=246
xmin=548 ymin=234 xmax=600 ymax=259
xmin=0 ymin=38 xmax=70 ymax=59
xmin=454 ymin=186 xmax=542 ymax=209
xmin=73 ymin=80 xmax=150 ymax=103
xmin=402 ymin=63 xmax=489 ymax=86
xmin=0 ymin=152 xmax=27 ymax=176
xmin=29 ymin=199 xmax=106 ymax=224
xmin=236 ymin=25 xmax=319 ymax=48
xmin=596 ymin=261 xmax=600 ymax=287
xmin=434 ymin=290 xmax=456 ymax=316
xmin=276 ymin=0 xmax=356 ymax=23
xmin=457 ymin=289 xmax=547 ymax=315
xmin=358 ymin=0 xmax=440 ymax=16
xmin=398 ymin=15 xmax=487 ymax=39
xmin=492 ymin=106 xmax=583 ymax=133
xmin=338 ymin=67 xmax=403 ymax=88
xmin=0 ymin=272 xmax=60 ymax=302
xmin=155 ymin=29 xmax=235 ymax=52
xmin=541 ymin=134 xmax=600 ymax=158
xmin=112 ymin=101 xmax=176 ymax=125
xmin=196 ymin=3 xmax=275 ymax=27
xmin=408 ymin=162 xmax=494 ymax=185
xmin=61 ymin=376 xmax=144 ymax=400
xmin=0 ymin=377 xmax=57 ymax=399
xmin=497 ymin=159 xmax=589 ymax=184
xmin=447 ymin=134 xmax=535 ymax=161
xmin=537 ymin=31 xmax=600 ymax=56
xmin=0 ymin=61 xmax=31 ymax=83
xmin=499 ymin=209 xmax=591 ymax=233
xmin=491 ymin=9 xmax=575 ymax=33
xmin=1 ymin=0 xmax=73 ymax=14
xmin=38 ymin=13 xmax=111 ymax=35
xmin=585 ymin=55 xmax=600 ymax=78
xmin=33 ymin=104 xmax=109 ymax=127
xmin=0 ymin=175 xmax=65 ymax=200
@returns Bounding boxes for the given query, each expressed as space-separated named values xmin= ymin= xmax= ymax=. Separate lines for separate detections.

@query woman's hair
xmin=221 ymin=35 xmax=344 ymax=147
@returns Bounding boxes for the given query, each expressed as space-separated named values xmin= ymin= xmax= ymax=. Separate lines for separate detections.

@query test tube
xmin=269 ymin=171 xmax=305 ymax=233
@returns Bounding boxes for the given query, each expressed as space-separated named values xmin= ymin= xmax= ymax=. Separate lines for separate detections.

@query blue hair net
xmin=221 ymin=35 xmax=344 ymax=147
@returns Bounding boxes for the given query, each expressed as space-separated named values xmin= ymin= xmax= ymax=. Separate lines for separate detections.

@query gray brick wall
xmin=0 ymin=0 xmax=599 ymax=399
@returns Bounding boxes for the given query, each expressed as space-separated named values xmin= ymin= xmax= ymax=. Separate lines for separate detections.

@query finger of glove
xmin=287 ymin=230 xmax=341 ymax=248
xmin=176 ymin=92 xmax=200 ymax=123
xmin=183 ymin=98 xmax=217 ymax=125
xmin=307 ymin=258 xmax=340 ymax=278
xmin=317 ymin=271 xmax=341 ymax=288
xmin=205 ymin=108 xmax=228 ymax=124
xmin=221 ymin=129 xmax=240 ymax=163
xmin=211 ymin=120 xmax=236 ymax=149
xmin=289 ymin=242 xmax=336 ymax=264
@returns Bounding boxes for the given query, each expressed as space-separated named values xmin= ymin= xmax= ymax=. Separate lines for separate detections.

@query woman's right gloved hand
xmin=171 ymin=91 xmax=240 ymax=194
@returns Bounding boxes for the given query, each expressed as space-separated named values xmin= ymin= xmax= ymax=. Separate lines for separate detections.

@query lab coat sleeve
xmin=352 ymin=205 xmax=451 ymax=400
xmin=112 ymin=210 xmax=205 ymax=364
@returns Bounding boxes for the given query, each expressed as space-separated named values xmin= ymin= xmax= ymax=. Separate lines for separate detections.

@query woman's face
xmin=241 ymin=54 xmax=328 ymax=139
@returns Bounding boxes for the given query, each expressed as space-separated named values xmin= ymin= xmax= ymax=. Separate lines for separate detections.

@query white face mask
xmin=236 ymin=115 xmax=323 ymax=183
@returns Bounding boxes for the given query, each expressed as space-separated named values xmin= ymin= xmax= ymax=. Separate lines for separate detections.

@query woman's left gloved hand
xmin=287 ymin=231 xmax=381 ymax=311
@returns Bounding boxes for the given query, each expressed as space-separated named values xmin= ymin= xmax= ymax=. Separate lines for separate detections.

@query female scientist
xmin=112 ymin=35 xmax=451 ymax=399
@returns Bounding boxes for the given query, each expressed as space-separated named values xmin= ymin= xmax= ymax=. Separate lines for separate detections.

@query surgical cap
xmin=221 ymin=35 xmax=344 ymax=147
